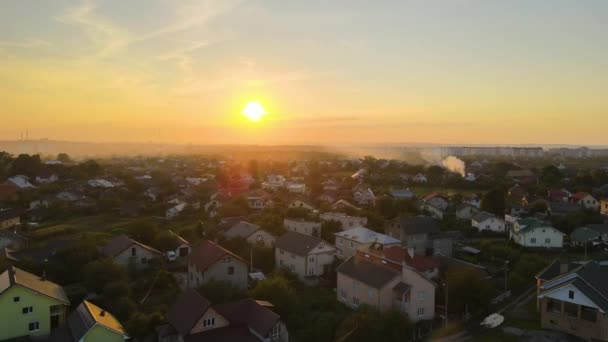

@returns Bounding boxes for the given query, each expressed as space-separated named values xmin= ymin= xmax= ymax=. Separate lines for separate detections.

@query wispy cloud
xmin=0 ymin=39 xmax=51 ymax=49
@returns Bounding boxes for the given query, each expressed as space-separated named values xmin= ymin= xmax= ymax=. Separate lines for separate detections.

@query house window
xmin=28 ymin=322 xmax=40 ymax=332
xmin=131 ymin=247 xmax=136 ymax=256
xmin=223 ymin=257 xmax=231 ymax=263
xmin=257 ymin=235 xmax=263 ymax=241
xmin=417 ymin=307 xmax=424 ymax=317
xmin=290 ymin=254 xmax=295 ymax=260
xmin=338 ymin=239 xmax=343 ymax=245
xmin=568 ymin=290 xmax=574 ymax=299
xmin=308 ymin=268 xmax=314 ymax=276
xmin=13 ymin=296 xmax=20 ymax=302
xmin=290 ymin=264 xmax=295 ymax=272
xmin=530 ymin=238 xmax=537 ymax=244
xmin=545 ymin=238 xmax=550 ymax=244
xmin=418 ymin=291 xmax=425 ymax=301
xmin=340 ymin=290 xmax=346 ymax=300
xmin=369 ymin=288 xmax=375 ymax=298
xmin=564 ymin=302 xmax=578 ymax=317
xmin=350 ymin=241 xmax=354 ymax=248
xmin=22 ymin=306 xmax=33 ymax=314
xmin=279 ymin=250 xmax=284 ymax=255
xmin=141 ymin=257 xmax=147 ymax=264
xmin=279 ymin=260 xmax=283 ymax=266
xmin=203 ymin=317 xmax=216 ymax=327
xmin=581 ymin=305 xmax=597 ymax=322
xmin=309 ymin=256 xmax=314 ymax=263
xmin=270 ymin=324 xmax=281 ymax=340
xmin=228 ymin=266 xmax=235 ymax=275
xmin=353 ymin=297 xmax=360 ymax=306
xmin=547 ymin=298 xmax=561 ymax=313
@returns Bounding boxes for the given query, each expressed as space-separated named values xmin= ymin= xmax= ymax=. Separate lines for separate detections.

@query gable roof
xmin=337 ymin=257 xmax=399 ymax=289
xmin=0 ymin=208 xmax=21 ymax=221
xmin=68 ymin=300 xmax=127 ymax=341
xmin=214 ymin=298 xmax=280 ymax=337
xmin=571 ymin=227 xmax=601 ymax=243
xmin=572 ymin=192 xmax=593 ymax=202
xmin=188 ymin=240 xmax=247 ymax=272
xmin=367 ymin=245 xmax=439 ymax=273
xmin=392 ymin=216 xmax=441 ymax=235
xmin=472 ymin=211 xmax=498 ymax=223
xmin=423 ymin=192 xmax=447 ymax=202
xmin=223 ymin=221 xmax=261 ymax=240
xmin=100 ymin=234 xmax=162 ymax=257
xmin=167 ymin=289 xmax=212 ymax=335
xmin=0 ymin=266 xmax=69 ymax=304
xmin=275 ymin=231 xmax=329 ymax=256
xmin=335 ymin=227 xmax=400 ymax=245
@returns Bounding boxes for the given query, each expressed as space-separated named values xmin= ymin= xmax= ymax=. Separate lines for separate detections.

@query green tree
xmin=57 ymin=153 xmax=71 ymax=163
xmin=540 ymin=165 xmax=562 ymax=186
xmin=83 ymin=259 xmax=128 ymax=293
xmin=125 ymin=219 xmax=159 ymax=245
xmin=10 ymin=154 xmax=42 ymax=177
xmin=199 ymin=280 xmax=246 ymax=304
xmin=445 ymin=268 xmax=493 ymax=314
xmin=481 ymin=188 xmax=506 ymax=216
xmin=248 ymin=275 xmax=298 ymax=319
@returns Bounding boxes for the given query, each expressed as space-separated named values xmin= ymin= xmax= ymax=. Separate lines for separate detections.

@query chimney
xmin=100 ymin=310 xmax=106 ymax=317
xmin=41 ymin=270 xmax=46 ymax=281
xmin=407 ymin=247 xmax=415 ymax=259
xmin=559 ymin=263 xmax=569 ymax=275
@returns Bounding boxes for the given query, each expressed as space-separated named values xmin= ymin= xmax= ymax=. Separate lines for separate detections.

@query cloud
xmin=0 ymin=39 xmax=51 ymax=49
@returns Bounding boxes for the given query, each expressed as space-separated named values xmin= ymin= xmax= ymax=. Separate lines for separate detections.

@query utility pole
xmin=444 ymin=282 xmax=449 ymax=327
xmin=504 ymin=260 xmax=509 ymax=292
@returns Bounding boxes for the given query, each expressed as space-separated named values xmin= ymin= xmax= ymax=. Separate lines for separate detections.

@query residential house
xmin=188 ymin=241 xmax=249 ymax=290
xmin=508 ymin=218 xmax=564 ymax=248
xmin=548 ymin=189 xmax=571 ymax=203
xmin=578 ymin=224 xmax=608 ymax=245
xmin=248 ymin=192 xmax=272 ymax=209
xmin=320 ymin=212 xmax=368 ymax=230
xmin=506 ymin=169 xmax=537 ymax=184
xmin=422 ymin=192 xmax=449 ymax=211
xmin=331 ymin=199 xmax=360 ymax=211
xmin=549 ymin=202 xmax=581 ymax=217
xmin=390 ymin=189 xmax=416 ymax=200
xmin=601 ymin=199 xmax=608 ymax=216
xmin=6 ymin=175 xmax=35 ymax=189
xmin=0 ymin=266 xmax=69 ymax=340
xmin=336 ymin=250 xmax=435 ymax=322
xmin=286 ymin=182 xmax=306 ymax=194
xmin=351 ymin=169 xmax=366 ymax=181
xmin=0 ymin=229 xmax=27 ymax=250
xmin=353 ymin=187 xmax=376 ymax=207
xmin=100 ymin=234 xmax=163 ymax=269
xmin=65 ymin=300 xmax=128 ymax=342
xmin=362 ymin=243 xmax=439 ymax=280
xmin=420 ymin=203 xmax=444 ymax=220
xmin=471 ymin=212 xmax=505 ymax=233
xmin=223 ymin=221 xmax=276 ymax=248
xmin=87 ymin=179 xmax=114 ymax=188
xmin=463 ymin=194 xmax=481 ymax=209
xmin=536 ymin=260 xmax=608 ymax=342
xmin=322 ymin=179 xmax=340 ymax=191
xmin=158 ymin=289 xmax=288 ymax=342
xmin=262 ymin=174 xmax=286 ymax=191
xmin=166 ymin=202 xmax=187 ymax=219
xmin=334 ymin=227 xmax=401 ymax=259
xmin=35 ymin=170 xmax=58 ymax=185
xmin=413 ymin=173 xmax=428 ymax=184
xmin=288 ymin=199 xmax=315 ymax=212
xmin=0 ymin=208 xmax=21 ymax=230
xmin=275 ymin=231 xmax=336 ymax=282
xmin=571 ymin=192 xmax=600 ymax=211
xmin=454 ymin=203 xmax=479 ymax=220
xmin=507 ymin=184 xmax=528 ymax=205
xmin=166 ymin=230 xmax=192 ymax=258
xmin=570 ymin=227 xmax=601 ymax=247
xmin=283 ymin=218 xmax=321 ymax=237
xmin=386 ymin=216 xmax=442 ymax=255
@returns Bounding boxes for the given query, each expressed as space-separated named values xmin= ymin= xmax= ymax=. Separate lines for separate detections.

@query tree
xmin=152 ymin=230 xmax=179 ymax=252
xmin=125 ymin=219 xmax=159 ymax=245
xmin=445 ymin=268 xmax=493 ymax=314
xmin=199 ymin=280 xmax=246 ymax=304
xmin=248 ymin=275 xmax=298 ymax=319
xmin=481 ymin=188 xmax=506 ymax=216
xmin=10 ymin=154 xmax=42 ymax=177
xmin=426 ymin=165 xmax=445 ymax=184
xmin=83 ymin=259 xmax=128 ymax=293
xmin=57 ymin=153 xmax=71 ymax=163
xmin=335 ymin=306 xmax=412 ymax=342
xmin=540 ymin=165 xmax=562 ymax=186
xmin=321 ymin=220 xmax=343 ymax=242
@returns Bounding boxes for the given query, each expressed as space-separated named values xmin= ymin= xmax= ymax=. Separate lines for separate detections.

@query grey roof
xmin=586 ymin=224 xmax=608 ymax=234
xmin=223 ymin=221 xmax=260 ymax=240
xmin=167 ymin=289 xmax=212 ymax=335
xmin=100 ymin=234 xmax=162 ymax=257
xmin=0 ymin=208 xmax=21 ymax=221
xmin=541 ymin=261 xmax=608 ymax=312
xmin=472 ymin=211 xmax=497 ymax=223
xmin=536 ymin=259 xmax=583 ymax=281
xmin=337 ymin=257 xmax=399 ymax=289
xmin=392 ymin=216 xmax=441 ymax=235
xmin=275 ymin=231 xmax=327 ymax=256
xmin=67 ymin=302 xmax=96 ymax=341
xmin=214 ymin=298 xmax=280 ymax=337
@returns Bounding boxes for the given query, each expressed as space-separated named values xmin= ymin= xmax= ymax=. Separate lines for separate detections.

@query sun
xmin=242 ymin=101 xmax=267 ymax=122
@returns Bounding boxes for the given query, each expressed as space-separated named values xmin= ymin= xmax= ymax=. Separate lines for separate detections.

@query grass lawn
xmin=409 ymin=185 xmax=482 ymax=197
xmin=29 ymin=214 xmax=151 ymax=240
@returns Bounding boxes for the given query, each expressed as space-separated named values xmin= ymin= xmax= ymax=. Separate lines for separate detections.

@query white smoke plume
xmin=441 ymin=156 xmax=466 ymax=177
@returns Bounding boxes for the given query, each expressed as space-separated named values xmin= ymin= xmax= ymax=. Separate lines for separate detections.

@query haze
xmin=1 ymin=1 xmax=607 ymax=145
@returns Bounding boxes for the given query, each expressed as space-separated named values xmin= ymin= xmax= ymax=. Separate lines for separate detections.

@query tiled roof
xmin=223 ymin=221 xmax=260 ymax=240
xmin=472 ymin=211 xmax=497 ymax=223
xmin=374 ymin=245 xmax=439 ymax=272
xmin=0 ymin=266 xmax=69 ymax=304
xmin=275 ymin=231 xmax=329 ymax=256
xmin=167 ymin=289 xmax=211 ymax=335
xmin=188 ymin=240 xmax=247 ymax=272
xmin=392 ymin=216 xmax=441 ymax=235
xmin=337 ymin=257 xmax=399 ymax=289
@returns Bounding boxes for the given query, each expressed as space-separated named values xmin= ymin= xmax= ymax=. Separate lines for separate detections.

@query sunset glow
xmin=242 ymin=101 xmax=267 ymax=122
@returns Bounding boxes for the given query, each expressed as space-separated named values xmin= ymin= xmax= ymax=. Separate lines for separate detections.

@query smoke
xmin=441 ymin=156 xmax=466 ymax=177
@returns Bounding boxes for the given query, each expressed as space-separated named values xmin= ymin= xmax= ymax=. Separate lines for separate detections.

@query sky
xmin=1 ymin=0 xmax=607 ymax=146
